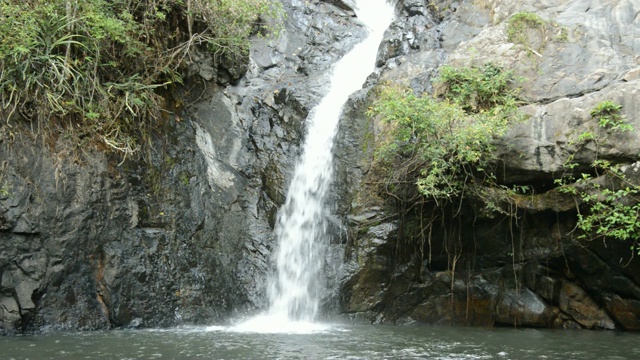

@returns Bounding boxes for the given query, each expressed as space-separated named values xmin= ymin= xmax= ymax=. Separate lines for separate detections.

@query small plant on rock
xmin=506 ymin=12 xmax=568 ymax=56
xmin=507 ymin=12 xmax=546 ymax=45
xmin=555 ymin=101 xmax=640 ymax=254
xmin=0 ymin=183 xmax=8 ymax=197
xmin=590 ymin=100 xmax=632 ymax=132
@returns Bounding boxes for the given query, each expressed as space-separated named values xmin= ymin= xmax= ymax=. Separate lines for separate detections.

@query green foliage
xmin=506 ymin=12 xmax=546 ymax=46
xmin=436 ymin=63 xmax=521 ymax=114
xmin=0 ymin=0 xmax=283 ymax=157
xmin=576 ymin=131 xmax=596 ymax=143
xmin=0 ymin=183 xmax=8 ymax=197
xmin=555 ymin=102 xmax=640 ymax=253
xmin=556 ymin=26 xmax=569 ymax=42
xmin=368 ymin=63 xmax=523 ymax=203
xmin=590 ymin=100 xmax=632 ymax=132
xmin=179 ymin=171 xmax=192 ymax=186
xmin=575 ymin=161 xmax=640 ymax=246
xmin=506 ymin=12 xmax=568 ymax=55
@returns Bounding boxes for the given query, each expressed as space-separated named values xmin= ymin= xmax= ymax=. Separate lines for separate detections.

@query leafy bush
xmin=0 ymin=0 xmax=282 ymax=156
xmin=368 ymin=63 xmax=523 ymax=203
xmin=556 ymin=101 xmax=640 ymax=252
xmin=590 ymin=100 xmax=631 ymax=132
xmin=576 ymin=161 xmax=640 ymax=243
xmin=436 ymin=63 xmax=521 ymax=114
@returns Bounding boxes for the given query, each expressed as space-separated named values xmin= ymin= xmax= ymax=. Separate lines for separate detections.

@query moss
xmin=507 ymin=12 xmax=546 ymax=44
xmin=0 ymin=182 xmax=9 ymax=197
xmin=165 ymin=156 xmax=177 ymax=168
xmin=556 ymin=26 xmax=569 ymax=42
xmin=506 ymin=12 xmax=570 ymax=56
xmin=179 ymin=171 xmax=192 ymax=186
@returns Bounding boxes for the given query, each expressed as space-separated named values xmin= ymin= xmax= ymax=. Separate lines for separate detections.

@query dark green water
xmin=1 ymin=324 xmax=638 ymax=360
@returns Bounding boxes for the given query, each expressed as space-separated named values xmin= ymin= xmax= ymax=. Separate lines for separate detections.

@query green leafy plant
xmin=506 ymin=12 xmax=546 ymax=47
xmin=0 ymin=0 xmax=283 ymax=158
xmin=590 ymin=100 xmax=632 ymax=132
xmin=0 ymin=183 xmax=8 ymax=197
xmin=368 ymin=63 xmax=524 ymax=204
xmin=575 ymin=161 xmax=640 ymax=244
xmin=556 ymin=26 xmax=569 ymax=42
xmin=555 ymin=101 xmax=640 ymax=253
xmin=436 ymin=63 xmax=522 ymax=113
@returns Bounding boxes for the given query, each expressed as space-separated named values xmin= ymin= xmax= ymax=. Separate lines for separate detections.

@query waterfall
xmin=233 ymin=0 xmax=394 ymax=333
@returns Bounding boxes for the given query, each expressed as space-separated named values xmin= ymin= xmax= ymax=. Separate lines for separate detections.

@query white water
xmin=231 ymin=0 xmax=394 ymax=334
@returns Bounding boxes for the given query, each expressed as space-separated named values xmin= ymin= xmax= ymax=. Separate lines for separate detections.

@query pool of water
xmin=2 ymin=324 xmax=639 ymax=359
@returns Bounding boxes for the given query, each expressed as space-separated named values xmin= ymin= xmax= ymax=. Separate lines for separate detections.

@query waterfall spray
xmin=234 ymin=0 xmax=394 ymax=333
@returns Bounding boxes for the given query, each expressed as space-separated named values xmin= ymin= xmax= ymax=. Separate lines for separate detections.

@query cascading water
xmin=232 ymin=0 xmax=394 ymax=333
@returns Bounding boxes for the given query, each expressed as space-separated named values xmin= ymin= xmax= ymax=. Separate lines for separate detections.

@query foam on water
xmin=230 ymin=315 xmax=330 ymax=334
xmin=204 ymin=317 xmax=331 ymax=334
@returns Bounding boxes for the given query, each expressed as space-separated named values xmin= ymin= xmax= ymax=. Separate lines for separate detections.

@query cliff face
xmin=2 ymin=0 xmax=639 ymax=334
xmin=0 ymin=0 xmax=365 ymax=334
xmin=334 ymin=0 xmax=640 ymax=330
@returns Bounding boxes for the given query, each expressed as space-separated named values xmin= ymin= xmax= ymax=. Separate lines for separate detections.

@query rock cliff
xmin=335 ymin=0 xmax=640 ymax=330
xmin=0 ymin=0 xmax=365 ymax=334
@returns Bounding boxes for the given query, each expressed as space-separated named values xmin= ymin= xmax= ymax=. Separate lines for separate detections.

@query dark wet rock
xmin=376 ymin=2 xmax=439 ymax=67
xmin=0 ymin=297 xmax=21 ymax=331
xmin=496 ymin=287 xmax=556 ymax=327
xmin=604 ymin=295 xmax=640 ymax=331
xmin=217 ymin=53 xmax=250 ymax=86
xmin=0 ymin=0 xmax=370 ymax=333
xmin=559 ymin=281 xmax=615 ymax=330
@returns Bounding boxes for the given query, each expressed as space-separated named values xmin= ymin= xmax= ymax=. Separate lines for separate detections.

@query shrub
xmin=368 ymin=63 xmax=523 ymax=203
xmin=556 ymin=101 xmax=640 ymax=252
xmin=0 ymin=0 xmax=283 ymax=156
xmin=590 ymin=100 xmax=631 ymax=132
xmin=505 ymin=11 xmax=570 ymax=56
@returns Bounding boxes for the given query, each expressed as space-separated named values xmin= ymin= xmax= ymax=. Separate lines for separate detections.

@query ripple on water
xmin=2 ymin=325 xmax=640 ymax=359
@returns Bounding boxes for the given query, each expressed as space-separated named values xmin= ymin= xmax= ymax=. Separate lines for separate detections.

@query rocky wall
xmin=334 ymin=0 xmax=640 ymax=330
xmin=0 ymin=0 xmax=367 ymax=334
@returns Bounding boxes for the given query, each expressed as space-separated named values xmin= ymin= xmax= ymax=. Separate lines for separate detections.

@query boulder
xmin=604 ymin=295 xmax=640 ymax=331
xmin=558 ymin=281 xmax=615 ymax=329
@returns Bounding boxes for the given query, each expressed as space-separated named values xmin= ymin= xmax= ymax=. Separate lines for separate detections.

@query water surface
xmin=2 ymin=324 xmax=639 ymax=359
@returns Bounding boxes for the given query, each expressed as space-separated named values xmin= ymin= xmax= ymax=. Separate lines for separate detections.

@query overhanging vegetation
xmin=0 ymin=0 xmax=282 ymax=157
